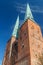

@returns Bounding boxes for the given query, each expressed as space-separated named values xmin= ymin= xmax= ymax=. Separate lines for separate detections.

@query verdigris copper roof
xmin=24 ymin=3 xmax=34 ymax=22
xmin=12 ymin=16 xmax=19 ymax=38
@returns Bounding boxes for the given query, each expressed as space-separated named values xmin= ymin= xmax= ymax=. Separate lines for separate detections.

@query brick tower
xmin=17 ymin=19 xmax=43 ymax=65
xmin=2 ymin=16 xmax=19 ymax=65
xmin=2 ymin=3 xmax=43 ymax=65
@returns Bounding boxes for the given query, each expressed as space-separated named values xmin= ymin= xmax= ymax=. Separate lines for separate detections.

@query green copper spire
xmin=24 ymin=3 xmax=34 ymax=22
xmin=12 ymin=16 xmax=19 ymax=38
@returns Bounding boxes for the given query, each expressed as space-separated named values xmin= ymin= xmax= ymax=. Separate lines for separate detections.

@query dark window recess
xmin=14 ymin=42 xmax=18 ymax=52
xmin=14 ymin=42 xmax=18 ymax=53
xmin=12 ymin=41 xmax=18 ymax=56
xmin=11 ymin=41 xmax=18 ymax=61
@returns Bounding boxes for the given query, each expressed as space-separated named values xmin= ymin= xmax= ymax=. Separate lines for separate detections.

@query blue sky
xmin=0 ymin=0 xmax=43 ymax=65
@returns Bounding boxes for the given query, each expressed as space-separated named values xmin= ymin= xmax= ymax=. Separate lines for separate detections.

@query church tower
xmin=2 ymin=16 xmax=19 ymax=65
xmin=17 ymin=3 xmax=43 ymax=65
xmin=14 ymin=3 xmax=43 ymax=65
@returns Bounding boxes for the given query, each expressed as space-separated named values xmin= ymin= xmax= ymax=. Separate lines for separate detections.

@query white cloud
xmin=31 ymin=9 xmax=43 ymax=13
xmin=14 ymin=3 xmax=43 ymax=14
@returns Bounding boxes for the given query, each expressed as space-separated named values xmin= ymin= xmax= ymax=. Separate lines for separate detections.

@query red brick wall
xmin=28 ymin=19 xmax=43 ymax=65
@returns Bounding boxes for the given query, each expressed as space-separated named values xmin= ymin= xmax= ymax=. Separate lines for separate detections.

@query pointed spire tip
xmin=24 ymin=3 xmax=34 ymax=22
